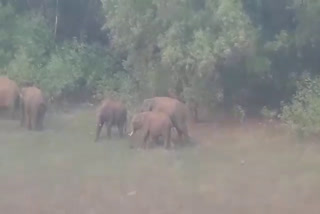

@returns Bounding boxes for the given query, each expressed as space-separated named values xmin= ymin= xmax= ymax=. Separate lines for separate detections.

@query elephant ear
xmin=141 ymin=99 xmax=154 ymax=112
xmin=131 ymin=113 xmax=144 ymax=129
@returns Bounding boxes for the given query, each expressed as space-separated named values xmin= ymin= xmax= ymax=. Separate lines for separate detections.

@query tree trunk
xmin=54 ymin=0 xmax=59 ymax=40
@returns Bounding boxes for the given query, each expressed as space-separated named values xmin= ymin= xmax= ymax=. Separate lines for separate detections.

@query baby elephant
xmin=95 ymin=99 xmax=127 ymax=142
xmin=129 ymin=111 xmax=173 ymax=149
xmin=20 ymin=86 xmax=47 ymax=131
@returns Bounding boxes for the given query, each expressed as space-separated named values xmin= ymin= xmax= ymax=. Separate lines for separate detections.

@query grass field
xmin=1 ymin=106 xmax=320 ymax=214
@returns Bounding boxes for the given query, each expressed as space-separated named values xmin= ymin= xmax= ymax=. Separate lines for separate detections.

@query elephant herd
xmin=0 ymin=76 xmax=47 ymax=131
xmin=0 ymin=76 xmax=191 ymax=149
xmin=95 ymin=96 xmax=191 ymax=149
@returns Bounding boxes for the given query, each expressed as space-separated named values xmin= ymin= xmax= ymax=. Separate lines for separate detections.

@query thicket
xmin=1 ymin=0 xmax=320 ymax=136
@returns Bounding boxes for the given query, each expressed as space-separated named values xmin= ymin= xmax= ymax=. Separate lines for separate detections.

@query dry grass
xmin=1 ymin=107 xmax=320 ymax=214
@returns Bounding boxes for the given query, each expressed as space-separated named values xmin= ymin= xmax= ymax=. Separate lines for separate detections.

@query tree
xmin=102 ymin=0 xmax=258 ymax=112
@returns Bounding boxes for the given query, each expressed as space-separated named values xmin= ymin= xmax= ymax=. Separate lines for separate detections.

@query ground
xmin=1 ymin=106 xmax=320 ymax=214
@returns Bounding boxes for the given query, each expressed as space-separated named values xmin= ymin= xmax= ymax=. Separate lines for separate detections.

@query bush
xmin=6 ymin=47 xmax=39 ymax=84
xmin=261 ymin=106 xmax=278 ymax=121
xmin=6 ymin=40 xmax=85 ymax=98
xmin=5 ymin=34 xmax=129 ymax=104
xmin=280 ymin=74 xmax=320 ymax=137
xmin=232 ymin=104 xmax=246 ymax=123
xmin=40 ymin=44 xmax=83 ymax=98
xmin=0 ymin=5 xmax=131 ymax=103
xmin=95 ymin=71 xmax=139 ymax=114
xmin=0 ymin=5 xmax=53 ymax=69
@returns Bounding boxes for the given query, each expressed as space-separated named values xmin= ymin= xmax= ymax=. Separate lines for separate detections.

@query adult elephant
xmin=95 ymin=99 xmax=127 ymax=142
xmin=167 ymin=88 xmax=198 ymax=123
xmin=140 ymin=96 xmax=190 ymax=144
xmin=20 ymin=86 xmax=47 ymax=131
xmin=0 ymin=76 xmax=20 ymax=119
xmin=129 ymin=111 xmax=173 ymax=149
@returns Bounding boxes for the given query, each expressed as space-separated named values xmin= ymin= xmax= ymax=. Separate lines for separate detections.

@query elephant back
xmin=21 ymin=86 xmax=46 ymax=107
xmin=152 ymin=97 xmax=187 ymax=116
xmin=97 ymin=99 xmax=127 ymax=123
xmin=149 ymin=97 xmax=191 ymax=128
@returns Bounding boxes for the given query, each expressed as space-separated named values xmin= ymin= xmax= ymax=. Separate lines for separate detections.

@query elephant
xmin=167 ymin=88 xmax=199 ymax=123
xmin=20 ymin=86 xmax=47 ymax=131
xmin=167 ymin=88 xmax=181 ymax=101
xmin=95 ymin=99 xmax=127 ymax=142
xmin=140 ymin=96 xmax=190 ymax=144
xmin=0 ymin=76 xmax=20 ymax=119
xmin=128 ymin=111 xmax=173 ymax=149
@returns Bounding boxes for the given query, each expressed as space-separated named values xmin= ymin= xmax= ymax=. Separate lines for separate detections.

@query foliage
xmin=232 ymin=104 xmax=246 ymax=123
xmin=0 ymin=4 xmax=52 ymax=68
xmin=261 ymin=106 xmax=278 ymax=120
xmin=6 ymin=38 xmax=126 ymax=101
xmin=6 ymin=47 xmax=38 ymax=84
xmin=0 ymin=3 xmax=126 ymax=103
xmin=4 ymin=0 xmax=320 ymax=132
xmin=102 ymin=0 xmax=258 ymax=112
xmin=280 ymin=74 xmax=320 ymax=137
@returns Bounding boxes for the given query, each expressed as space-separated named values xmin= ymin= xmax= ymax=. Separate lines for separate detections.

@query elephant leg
xmin=34 ymin=110 xmax=40 ymax=130
xmin=37 ymin=115 xmax=44 ymax=131
xmin=27 ymin=113 xmax=32 ymax=130
xmin=20 ymin=114 xmax=24 ymax=127
xmin=9 ymin=95 xmax=20 ymax=120
xmin=31 ymin=112 xmax=37 ymax=131
xmin=123 ymin=122 xmax=127 ymax=135
xmin=176 ymin=121 xmax=190 ymax=144
xmin=165 ymin=128 xmax=172 ymax=149
xmin=24 ymin=106 xmax=32 ymax=130
xmin=10 ymin=106 xmax=15 ymax=120
xmin=118 ymin=123 xmax=124 ymax=138
xmin=181 ymin=125 xmax=190 ymax=143
xmin=171 ymin=119 xmax=183 ymax=143
xmin=20 ymin=104 xmax=25 ymax=127
xmin=7 ymin=100 xmax=15 ymax=120
xmin=193 ymin=107 xmax=198 ymax=123
xmin=151 ymin=135 xmax=158 ymax=148
xmin=174 ymin=126 xmax=183 ymax=144
xmin=36 ymin=104 xmax=46 ymax=131
xmin=95 ymin=120 xmax=104 ymax=142
xmin=106 ymin=123 xmax=112 ymax=139
xmin=143 ymin=131 xmax=150 ymax=149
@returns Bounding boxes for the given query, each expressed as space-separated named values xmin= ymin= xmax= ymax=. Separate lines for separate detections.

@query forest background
xmin=1 ymin=0 xmax=319 ymax=136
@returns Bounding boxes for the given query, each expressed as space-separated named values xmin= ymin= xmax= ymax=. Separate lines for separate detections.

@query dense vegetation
xmin=1 ymin=0 xmax=320 ymax=135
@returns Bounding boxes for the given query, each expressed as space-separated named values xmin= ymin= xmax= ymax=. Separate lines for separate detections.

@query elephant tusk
xmin=128 ymin=131 xmax=134 ymax=136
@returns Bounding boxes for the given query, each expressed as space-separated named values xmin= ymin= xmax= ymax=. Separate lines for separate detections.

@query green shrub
xmin=40 ymin=45 xmax=83 ymax=98
xmin=232 ymin=104 xmax=246 ymax=123
xmin=5 ymin=35 xmax=128 ymax=102
xmin=6 ymin=40 xmax=84 ymax=98
xmin=0 ymin=5 xmax=130 ymax=102
xmin=261 ymin=106 xmax=278 ymax=121
xmin=280 ymin=74 xmax=320 ymax=137
xmin=96 ymin=71 xmax=139 ymax=112
xmin=6 ymin=47 xmax=39 ymax=84
xmin=0 ymin=4 xmax=53 ymax=69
